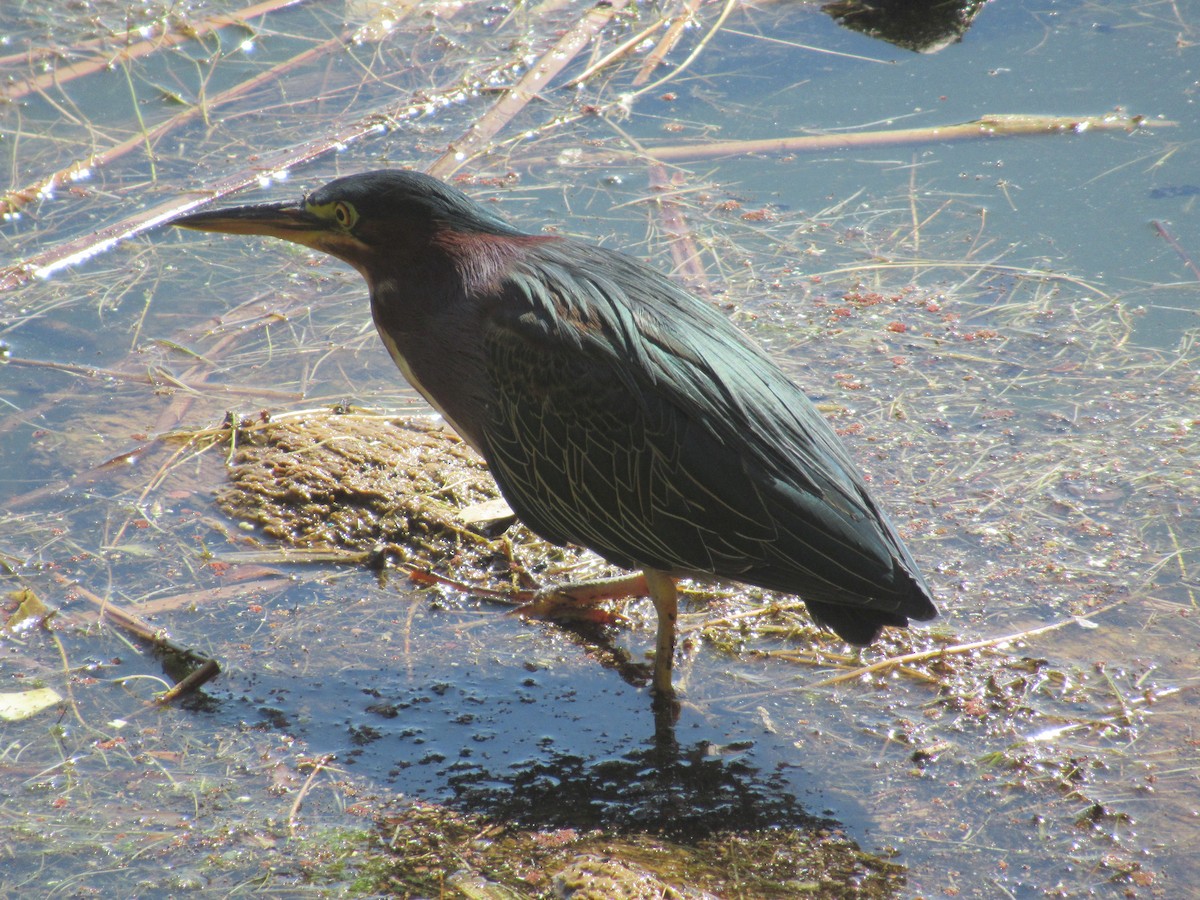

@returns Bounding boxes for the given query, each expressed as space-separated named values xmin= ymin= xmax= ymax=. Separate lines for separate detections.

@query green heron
xmin=172 ymin=170 xmax=936 ymax=697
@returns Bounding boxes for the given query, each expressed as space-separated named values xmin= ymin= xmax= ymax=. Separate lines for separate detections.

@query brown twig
xmin=0 ymin=27 xmax=361 ymax=220
xmin=1 ymin=42 xmax=531 ymax=292
xmin=0 ymin=0 xmax=310 ymax=101
xmin=427 ymin=0 xmax=633 ymax=178
xmin=749 ymin=648 xmax=944 ymax=684
xmin=1151 ymin=219 xmax=1200 ymax=281
xmin=406 ymin=566 xmax=519 ymax=601
xmin=2 ymin=356 xmax=302 ymax=400
xmin=0 ymin=297 xmax=312 ymax=516
xmin=0 ymin=0 xmax=308 ymax=69
xmin=646 ymin=164 xmax=711 ymax=292
xmin=808 ymin=604 xmax=1122 ymax=688
xmin=553 ymin=113 xmax=1168 ymax=166
xmin=288 ymin=754 xmax=338 ymax=831
xmin=627 ymin=0 xmax=738 ymax=98
xmin=154 ymin=660 xmax=222 ymax=706
xmin=563 ymin=14 xmax=672 ymax=88
xmin=632 ymin=0 xmax=704 ymax=86
xmin=131 ymin=577 xmax=293 ymax=616
xmin=3 ymin=0 xmax=427 ymax=222
xmin=0 ymin=290 xmax=322 ymax=514
xmin=53 ymin=574 xmax=222 ymax=703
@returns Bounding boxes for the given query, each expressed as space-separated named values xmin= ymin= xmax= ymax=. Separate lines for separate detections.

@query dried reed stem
xmin=558 ymin=113 xmax=1167 ymax=166
xmin=1 ymin=0 xmax=309 ymax=101
xmin=428 ymin=0 xmax=632 ymax=177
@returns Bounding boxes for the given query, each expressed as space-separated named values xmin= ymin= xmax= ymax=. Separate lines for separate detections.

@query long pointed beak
xmin=171 ymin=201 xmax=326 ymax=240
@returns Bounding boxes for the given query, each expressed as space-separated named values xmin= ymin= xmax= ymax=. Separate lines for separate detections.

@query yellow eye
xmin=333 ymin=201 xmax=356 ymax=228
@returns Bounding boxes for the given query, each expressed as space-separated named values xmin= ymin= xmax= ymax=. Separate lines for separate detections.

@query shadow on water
xmin=444 ymin=716 xmax=838 ymax=841
xmin=439 ymin=624 xmax=849 ymax=840
xmin=183 ymin=586 xmax=864 ymax=845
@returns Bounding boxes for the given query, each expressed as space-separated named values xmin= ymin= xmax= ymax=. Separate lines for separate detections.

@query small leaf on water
xmin=4 ymin=587 xmax=51 ymax=633
xmin=0 ymin=688 xmax=64 ymax=722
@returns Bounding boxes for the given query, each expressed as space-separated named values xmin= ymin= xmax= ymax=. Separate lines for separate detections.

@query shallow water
xmin=2 ymin=0 xmax=1198 ymax=895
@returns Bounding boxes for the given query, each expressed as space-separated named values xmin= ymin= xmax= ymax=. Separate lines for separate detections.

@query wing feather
xmin=476 ymin=240 xmax=934 ymax=624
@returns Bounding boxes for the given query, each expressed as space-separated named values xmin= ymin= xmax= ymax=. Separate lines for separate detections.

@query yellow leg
xmin=516 ymin=568 xmax=680 ymax=699
xmin=643 ymin=568 xmax=678 ymax=697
